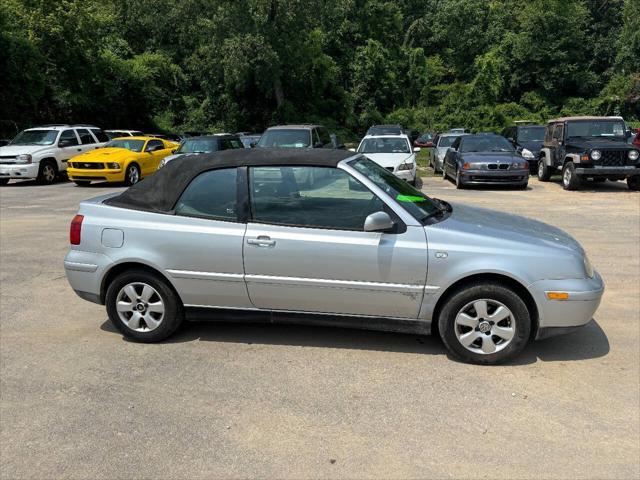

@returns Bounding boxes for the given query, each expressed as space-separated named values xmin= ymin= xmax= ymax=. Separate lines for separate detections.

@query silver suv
xmin=0 ymin=124 xmax=108 ymax=185
xmin=64 ymin=149 xmax=603 ymax=364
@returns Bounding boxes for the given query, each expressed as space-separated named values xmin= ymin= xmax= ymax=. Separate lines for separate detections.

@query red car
xmin=633 ymin=129 xmax=640 ymax=147
xmin=413 ymin=132 xmax=435 ymax=148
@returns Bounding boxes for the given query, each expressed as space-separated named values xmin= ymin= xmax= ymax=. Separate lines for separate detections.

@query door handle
xmin=247 ymin=236 xmax=276 ymax=247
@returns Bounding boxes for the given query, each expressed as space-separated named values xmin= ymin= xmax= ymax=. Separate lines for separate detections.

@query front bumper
xmin=0 ymin=163 xmax=40 ymax=179
xmin=575 ymin=166 xmax=639 ymax=177
xmin=393 ymin=167 xmax=416 ymax=182
xmin=67 ymin=167 xmax=124 ymax=183
xmin=528 ymin=270 xmax=604 ymax=339
xmin=459 ymin=168 xmax=529 ymax=185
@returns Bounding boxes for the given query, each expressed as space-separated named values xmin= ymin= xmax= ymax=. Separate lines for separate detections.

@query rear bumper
xmin=67 ymin=167 xmax=124 ymax=183
xmin=459 ymin=169 xmax=529 ymax=185
xmin=575 ymin=166 xmax=639 ymax=176
xmin=0 ymin=163 xmax=39 ymax=179
xmin=528 ymin=271 xmax=605 ymax=339
xmin=64 ymin=249 xmax=114 ymax=304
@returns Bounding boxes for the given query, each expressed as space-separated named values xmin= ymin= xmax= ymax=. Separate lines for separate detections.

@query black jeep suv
xmin=537 ymin=116 xmax=640 ymax=191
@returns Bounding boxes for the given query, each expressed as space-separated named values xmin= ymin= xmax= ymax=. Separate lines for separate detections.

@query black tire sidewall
xmin=124 ymin=163 xmax=140 ymax=186
xmin=628 ymin=176 xmax=640 ymax=191
xmin=438 ymin=283 xmax=531 ymax=365
xmin=105 ymin=269 xmax=183 ymax=342
xmin=38 ymin=161 xmax=58 ymax=185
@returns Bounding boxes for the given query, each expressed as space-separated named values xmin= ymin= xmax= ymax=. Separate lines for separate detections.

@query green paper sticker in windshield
xmin=396 ymin=195 xmax=425 ymax=202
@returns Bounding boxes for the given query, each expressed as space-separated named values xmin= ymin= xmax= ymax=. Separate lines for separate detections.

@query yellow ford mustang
xmin=67 ymin=136 xmax=179 ymax=186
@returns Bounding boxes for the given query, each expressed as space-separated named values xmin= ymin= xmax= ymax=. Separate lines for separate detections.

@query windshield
xmin=10 ymin=130 xmax=58 ymax=146
xmin=105 ymin=139 xmax=145 ymax=152
xmin=177 ymin=138 xmax=217 ymax=154
xmin=257 ymin=129 xmax=311 ymax=148
xmin=240 ymin=136 xmax=260 ymax=148
xmin=518 ymin=126 xmax=545 ymax=142
xmin=438 ymin=136 xmax=460 ymax=148
xmin=567 ymin=121 xmax=626 ymax=138
xmin=358 ymin=137 xmax=410 ymax=154
xmin=350 ymin=157 xmax=442 ymax=222
xmin=460 ymin=136 xmax=514 ymax=153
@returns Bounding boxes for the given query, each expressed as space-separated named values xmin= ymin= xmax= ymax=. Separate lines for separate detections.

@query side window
xmin=59 ymin=129 xmax=79 ymax=146
xmin=90 ymin=128 xmax=109 ymax=142
xmin=317 ymin=128 xmax=332 ymax=147
xmin=146 ymin=139 xmax=164 ymax=151
xmin=552 ymin=124 xmax=564 ymax=141
xmin=174 ymin=168 xmax=237 ymax=220
xmin=219 ymin=138 xmax=244 ymax=150
xmin=545 ymin=125 xmax=553 ymax=143
xmin=76 ymin=129 xmax=95 ymax=145
xmin=249 ymin=166 xmax=385 ymax=230
xmin=312 ymin=129 xmax=321 ymax=147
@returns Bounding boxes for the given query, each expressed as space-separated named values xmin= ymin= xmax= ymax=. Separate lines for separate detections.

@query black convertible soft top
xmin=104 ymin=148 xmax=357 ymax=213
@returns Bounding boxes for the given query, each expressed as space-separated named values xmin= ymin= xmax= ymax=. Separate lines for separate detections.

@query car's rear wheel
xmin=124 ymin=163 xmax=140 ymax=186
xmin=562 ymin=162 xmax=581 ymax=190
xmin=438 ymin=283 xmax=531 ymax=365
xmin=537 ymin=158 xmax=553 ymax=181
xmin=37 ymin=160 xmax=57 ymax=185
xmin=627 ymin=175 xmax=640 ymax=191
xmin=105 ymin=269 xmax=184 ymax=342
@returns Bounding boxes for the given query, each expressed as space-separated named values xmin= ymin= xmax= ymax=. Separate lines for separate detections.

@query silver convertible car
xmin=64 ymin=149 xmax=604 ymax=364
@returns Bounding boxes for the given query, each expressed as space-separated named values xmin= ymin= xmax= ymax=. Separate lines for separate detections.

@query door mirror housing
xmin=413 ymin=147 xmax=421 ymax=152
xmin=313 ymin=142 xmax=324 ymax=148
xmin=364 ymin=211 xmax=395 ymax=233
xmin=58 ymin=139 xmax=74 ymax=148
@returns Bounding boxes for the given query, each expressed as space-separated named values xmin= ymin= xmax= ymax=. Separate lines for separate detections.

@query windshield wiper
xmin=420 ymin=198 xmax=451 ymax=222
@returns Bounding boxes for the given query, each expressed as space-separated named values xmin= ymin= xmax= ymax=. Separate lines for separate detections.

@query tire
xmin=438 ymin=282 xmax=531 ymax=365
xmin=442 ymin=164 xmax=448 ymax=180
xmin=628 ymin=175 xmax=640 ymax=191
xmin=561 ymin=162 xmax=581 ymax=190
xmin=74 ymin=180 xmax=91 ymax=187
xmin=0 ymin=178 xmax=9 ymax=186
xmin=124 ymin=163 xmax=140 ymax=186
xmin=537 ymin=157 xmax=552 ymax=182
xmin=37 ymin=160 xmax=58 ymax=185
xmin=455 ymin=168 xmax=465 ymax=189
xmin=516 ymin=181 xmax=528 ymax=190
xmin=105 ymin=269 xmax=184 ymax=343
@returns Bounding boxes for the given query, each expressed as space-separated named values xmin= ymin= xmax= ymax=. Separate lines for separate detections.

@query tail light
xmin=70 ymin=215 xmax=84 ymax=245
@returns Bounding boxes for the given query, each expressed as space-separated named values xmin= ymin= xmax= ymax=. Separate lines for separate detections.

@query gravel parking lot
xmin=1 ymin=176 xmax=639 ymax=479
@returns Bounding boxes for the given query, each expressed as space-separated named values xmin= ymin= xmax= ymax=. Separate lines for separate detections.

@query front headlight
xmin=629 ymin=150 xmax=639 ymax=161
xmin=521 ymin=148 xmax=535 ymax=160
xmin=16 ymin=154 xmax=32 ymax=164
xmin=583 ymin=255 xmax=594 ymax=279
xmin=397 ymin=162 xmax=414 ymax=171
xmin=158 ymin=159 xmax=166 ymax=169
xmin=106 ymin=162 xmax=120 ymax=169
xmin=511 ymin=161 xmax=529 ymax=169
xmin=591 ymin=149 xmax=601 ymax=160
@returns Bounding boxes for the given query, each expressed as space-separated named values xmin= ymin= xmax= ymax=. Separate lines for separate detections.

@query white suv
xmin=0 ymin=124 xmax=108 ymax=185
xmin=356 ymin=134 xmax=419 ymax=184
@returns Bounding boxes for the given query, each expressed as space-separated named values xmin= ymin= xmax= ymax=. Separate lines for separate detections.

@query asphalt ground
xmin=1 ymin=174 xmax=639 ymax=479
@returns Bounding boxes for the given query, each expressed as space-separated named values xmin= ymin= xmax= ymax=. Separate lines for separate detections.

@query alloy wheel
xmin=128 ymin=166 xmax=139 ymax=184
xmin=538 ymin=161 xmax=544 ymax=179
xmin=43 ymin=164 xmax=56 ymax=183
xmin=115 ymin=282 xmax=165 ymax=332
xmin=454 ymin=299 xmax=516 ymax=354
xmin=563 ymin=167 xmax=571 ymax=188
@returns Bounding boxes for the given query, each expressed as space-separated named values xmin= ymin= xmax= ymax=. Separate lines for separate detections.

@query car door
xmin=57 ymin=129 xmax=83 ymax=166
xmin=75 ymin=128 xmax=101 ymax=154
xmin=151 ymin=167 xmax=252 ymax=308
xmin=243 ymin=165 xmax=428 ymax=319
xmin=551 ymin=123 xmax=564 ymax=165
xmin=142 ymin=139 xmax=166 ymax=174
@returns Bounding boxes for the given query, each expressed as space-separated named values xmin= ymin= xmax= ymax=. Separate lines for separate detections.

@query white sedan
xmin=356 ymin=134 xmax=418 ymax=184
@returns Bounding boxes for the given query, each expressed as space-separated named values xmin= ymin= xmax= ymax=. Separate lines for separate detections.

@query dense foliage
xmin=1 ymin=0 xmax=638 ymax=138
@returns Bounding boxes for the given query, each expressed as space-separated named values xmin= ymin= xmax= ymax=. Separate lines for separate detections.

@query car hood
xmin=431 ymin=203 xmax=583 ymax=253
xmin=362 ymin=152 xmax=415 ymax=167
xmin=566 ymin=137 xmax=632 ymax=150
xmin=459 ymin=151 xmax=520 ymax=163
xmin=0 ymin=144 xmax=53 ymax=156
xmin=73 ymin=148 xmax=138 ymax=162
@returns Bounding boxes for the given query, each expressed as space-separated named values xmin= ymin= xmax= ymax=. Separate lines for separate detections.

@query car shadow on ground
xmin=100 ymin=317 xmax=609 ymax=365
xmin=545 ymin=177 xmax=633 ymax=193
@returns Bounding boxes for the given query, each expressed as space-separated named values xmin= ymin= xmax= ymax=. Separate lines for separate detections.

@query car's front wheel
xmin=105 ymin=269 xmax=184 ymax=342
xmin=124 ymin=163 xmax=140 ymax=186
xmin=562 ymin=162 xmax=581 ymax=190
xmin=438 ymin=283 xmax=531 ymax=365
xmin=627 ymin=175 xmax=640 ymax=191
xmin=37 ymin=160 xmax=58 ymax=185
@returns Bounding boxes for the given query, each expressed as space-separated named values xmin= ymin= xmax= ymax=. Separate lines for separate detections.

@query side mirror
xmin=171 ymin=148 xmax=177 ymax=153
xmin=250 ymin=142 xmax=257 ymax=148
xmin=313 ymin=142 xmax=324 ymax=148
xmin=413 ymin=147 xmax=421 ymax=152
xmin=58 ymin=139 xmax=74 ymax=148
xmin=508 ymin=137 xmax=515 ymax=143
xmin=364 ymin=211 xmax=395 ymax=233
xmin=348 ymin=147 xmax=356 ymax=152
